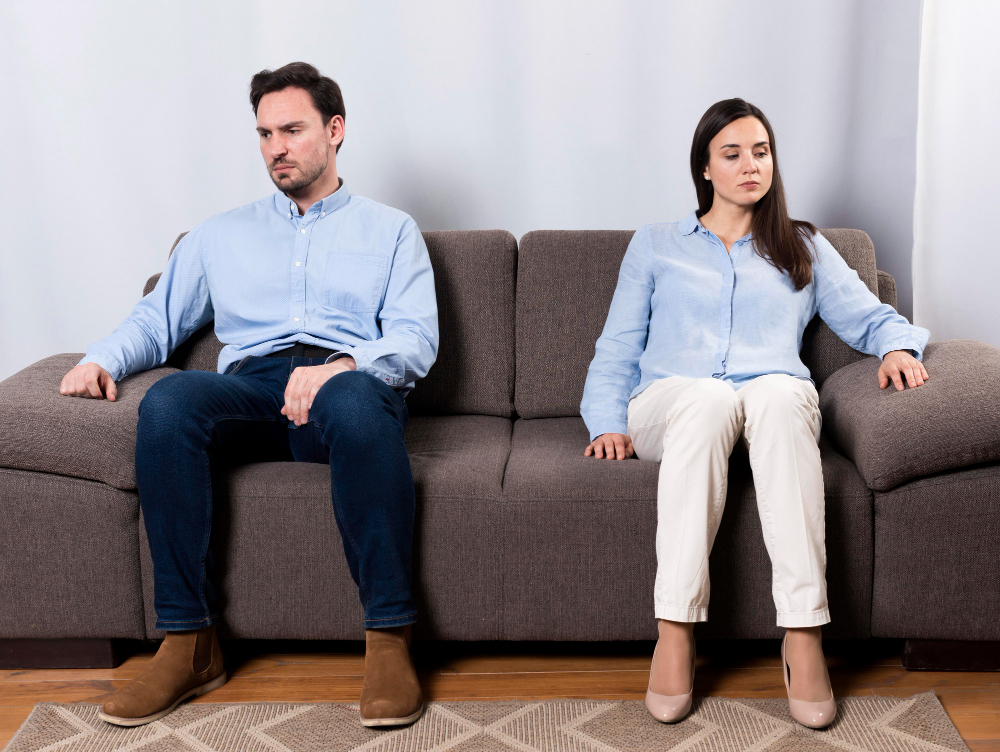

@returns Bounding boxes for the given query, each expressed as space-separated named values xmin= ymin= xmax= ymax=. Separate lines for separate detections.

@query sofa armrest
xmin=0 ymin=354 xmax=180 ymax=490
xmin=876 ymin=270 xmax=897 ymax=308
xmin=819 ymin=340 xmax=1000 ymax=491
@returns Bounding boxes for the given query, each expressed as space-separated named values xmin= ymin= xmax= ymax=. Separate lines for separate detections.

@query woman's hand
xmin=584 ymin=432 xmax=635 ymax=460
xmin=879 ymin=350 xmax=929 ymax=391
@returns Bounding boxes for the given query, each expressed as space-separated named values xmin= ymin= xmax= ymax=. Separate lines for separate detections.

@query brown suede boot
xmin=100 ymin=625 xmax=227 ymax=726
xmin=359 ymin=625 xmax=423 ymax=727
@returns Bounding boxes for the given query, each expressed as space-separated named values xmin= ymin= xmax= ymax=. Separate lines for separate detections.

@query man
xmin=59 ymin=62 xmax=437 ymax=728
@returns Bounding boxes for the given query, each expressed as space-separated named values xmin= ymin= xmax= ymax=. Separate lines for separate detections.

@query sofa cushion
xmin=0 ymin=468 xmax=146 ymax=639
xmin=499 ymin=417 xmax=872 ymax=639
xmin=820 ymin=339 xmax=1000 ymax=491
xmin=406 ymin=231 xmax=517 ymax=417
xmin=515 ymin=230 xmax=882 ymax=419
xmin=148 ymin=230 xmax=518 ymax=416
xmin=0 ymin=353 xmax=180 ymax=490
xmin=141 ymin=415 xmax=511 ymax=640
xmin=872 ymin=463 xmax=1000 ymax=640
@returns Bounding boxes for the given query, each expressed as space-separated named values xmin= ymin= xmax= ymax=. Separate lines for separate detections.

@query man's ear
xmin=328 ymin=115 xmax=345 ymax=150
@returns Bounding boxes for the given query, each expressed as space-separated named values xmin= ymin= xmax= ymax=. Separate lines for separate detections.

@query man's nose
xmin=269 ymin=135 xmax=287 ymax=160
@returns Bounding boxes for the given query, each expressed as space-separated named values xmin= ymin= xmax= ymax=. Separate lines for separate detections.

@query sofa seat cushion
xmin=0 ymin=354 xmax=180 ymax=491
xmin=140 ymin=415 xmax=512 ymax=640
xmin=500 ymin=417 xmax=873 ymax=640
xmin=405 ymin=415 xmax=512 ymax=500
xmin=820 ymin=339 xmax=1000 ymax=491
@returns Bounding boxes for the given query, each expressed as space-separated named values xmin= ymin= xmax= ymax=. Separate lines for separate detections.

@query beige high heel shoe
xmin=781 ymin=633 xmax=837 ymax=729
xmin=644 ymin=637 xmax=694 ymax=723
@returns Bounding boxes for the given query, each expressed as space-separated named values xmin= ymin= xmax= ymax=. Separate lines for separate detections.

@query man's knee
xmin=311 ymin=371 xmax=402 ymax=443
xmin=139 ymin=371 xmax=222 ymax=431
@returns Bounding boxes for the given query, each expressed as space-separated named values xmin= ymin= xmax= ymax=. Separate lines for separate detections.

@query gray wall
xmin=0 ymin=0 xmax=921 ymax=382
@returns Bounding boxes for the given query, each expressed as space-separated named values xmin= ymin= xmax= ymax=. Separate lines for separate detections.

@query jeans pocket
xmin=228 ymin=355 xmax=253 ymax=375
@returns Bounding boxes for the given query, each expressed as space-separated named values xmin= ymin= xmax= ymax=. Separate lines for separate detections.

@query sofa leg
xmin=903 ymin=639 xmax=1000 ymax=671
xmin=0 ymin=639 xmax=128 ymax=669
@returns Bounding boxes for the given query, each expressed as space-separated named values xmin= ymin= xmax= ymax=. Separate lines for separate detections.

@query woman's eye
xmin=726 ymin=154 xmax=738 ymax=160
xmin=755 ymin=152 xmax=767 ymax=158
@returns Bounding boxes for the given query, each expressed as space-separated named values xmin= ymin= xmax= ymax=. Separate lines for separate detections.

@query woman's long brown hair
xmin=690 ymin=99 xmax=816 ymax=290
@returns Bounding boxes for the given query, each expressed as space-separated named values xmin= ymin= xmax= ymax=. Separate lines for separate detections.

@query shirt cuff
xmin=878 ymin=342 xmax=925 ymax=361
xmin=77 ymin=352 xmax=127 ymax=382
xmin=340 ymin=346 xmax=406 ymax=388
xmin=589 ymin=421 xmax=629 ymax=443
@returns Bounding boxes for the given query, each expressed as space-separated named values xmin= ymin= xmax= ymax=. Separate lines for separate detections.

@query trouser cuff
xmin=364 ymin=612 xmax=418 ymax=629
xmin=776 ymin=608 xmax=831 ymax=628
xmin=155 ymin=615 xmax=217 ymax=631
xmin=655 ymin=604 xmax=708 ymax=623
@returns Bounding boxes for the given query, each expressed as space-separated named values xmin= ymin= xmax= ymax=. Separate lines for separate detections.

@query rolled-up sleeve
xmin=342 ymin=218 xmax=439 ymax=393
xmin=813 ymin=233 xmax=929 ymax=360
xmin=581 ymin=226 xmax=654 ymax=441
xmin=77 ymin=232 xmax=214 ymax=380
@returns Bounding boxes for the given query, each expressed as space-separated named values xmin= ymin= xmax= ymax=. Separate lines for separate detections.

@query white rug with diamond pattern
xmin=3 ymin=692 xmax=968 ymax=751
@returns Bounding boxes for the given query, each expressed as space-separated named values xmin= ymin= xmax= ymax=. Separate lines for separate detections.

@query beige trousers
xmin=627 ymin=374 xmax=829 ymax=628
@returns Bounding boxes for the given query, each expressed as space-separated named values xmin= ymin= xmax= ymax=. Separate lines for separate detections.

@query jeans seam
xmin=228 ymin=356 xmax=252 ymax=375
xmin=366 ymin=612 xmax=417 ymax=622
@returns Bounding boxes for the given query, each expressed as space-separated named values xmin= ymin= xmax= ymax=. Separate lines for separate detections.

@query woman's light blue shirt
xmin=580 ymin=213 xmax=930 ymax=441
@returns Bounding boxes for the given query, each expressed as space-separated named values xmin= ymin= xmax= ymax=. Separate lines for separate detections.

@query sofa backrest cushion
xmin=145 ymin=230 xmax=517 ymax=417
xmin=515 ymin=228 xmax=880 ymax=419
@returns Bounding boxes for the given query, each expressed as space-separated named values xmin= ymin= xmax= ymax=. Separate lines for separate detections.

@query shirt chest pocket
xmin=322 ymin=253 xmax=388 ymax=313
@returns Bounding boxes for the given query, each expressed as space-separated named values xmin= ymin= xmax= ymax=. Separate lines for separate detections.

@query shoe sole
xmin=98 ymin=672 xmax=228 ymax=727
xmin=360 ymin=703 xmax=425 ymax=728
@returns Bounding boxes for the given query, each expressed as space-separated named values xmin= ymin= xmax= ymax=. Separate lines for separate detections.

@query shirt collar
xmin=679 ymin=212 xmax=703 ymax=236
xmin=273 ymin=178 xmax=350 ymax=219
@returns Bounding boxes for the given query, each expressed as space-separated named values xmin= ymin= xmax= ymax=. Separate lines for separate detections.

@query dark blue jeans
xmin=135 ymin=355 xmax=416 ymax=631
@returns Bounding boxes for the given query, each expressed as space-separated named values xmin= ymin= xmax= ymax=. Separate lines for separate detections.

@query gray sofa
xmin=2 ymin=229 xmax=999 ymax=667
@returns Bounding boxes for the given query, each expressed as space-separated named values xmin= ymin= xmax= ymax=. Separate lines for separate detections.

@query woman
xmin=580 ymin=98 xmax=930 ymax=729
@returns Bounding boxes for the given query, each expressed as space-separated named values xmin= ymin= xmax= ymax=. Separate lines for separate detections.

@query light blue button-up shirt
xmin=580 ymin=213 xmax=929 ymax=441
xmin=79 ymin=183 xmax=439 ymax=394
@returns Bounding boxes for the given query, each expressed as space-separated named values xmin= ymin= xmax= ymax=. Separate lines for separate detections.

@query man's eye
xmin=288 ymin=130 xmax=299 ymax=135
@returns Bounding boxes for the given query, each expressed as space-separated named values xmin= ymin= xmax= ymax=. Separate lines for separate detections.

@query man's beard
xmin=268 ymin=157 xmax=327 ymax=193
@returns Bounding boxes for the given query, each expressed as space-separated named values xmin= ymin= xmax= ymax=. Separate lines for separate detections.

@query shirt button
xmin=321 ymin=211 xmax=326 ymax=217
xmin=294 ymin=317 xmax=300 ymax=322
xmin=295 ymin=261 xmax=301 ymax=266
xmin=300 ymin=228 xmax=306 ymax=234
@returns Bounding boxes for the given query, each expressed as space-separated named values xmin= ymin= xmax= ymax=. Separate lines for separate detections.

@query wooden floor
xmin=1 ymin=640 xmax=997 ymax=750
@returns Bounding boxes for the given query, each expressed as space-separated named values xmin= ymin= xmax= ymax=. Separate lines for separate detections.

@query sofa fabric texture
xmin=0 ymin=469 xmax=146 ymax=639
xmin=0 ymin=354 xmax=180 ymax=490
xmin=871 ymin=463 xmax=1000 ymax=640
xmin=820 ymin=339 xmax=1000 ymax=491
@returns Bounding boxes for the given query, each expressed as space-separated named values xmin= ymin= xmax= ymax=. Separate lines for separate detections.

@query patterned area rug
xmin=4 ymin=693 xmax=968 ymax=752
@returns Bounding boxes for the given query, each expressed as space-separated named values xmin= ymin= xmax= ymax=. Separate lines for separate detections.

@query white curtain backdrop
xmin=912 ymin=0 xmax=1000 ymax=346
xmin=0 ymin=1 xmax=922 ymax=381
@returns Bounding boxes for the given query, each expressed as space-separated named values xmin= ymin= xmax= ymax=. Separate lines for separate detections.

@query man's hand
xmin=879 ymin=349 xmax=930 ymax=391
xmin=59 ymin=363 xmax=117 ymax=401
xmin=282 ymin=357 xmax=357 ymax=426
xmin=584 ymin=432 xmax=635 ymax=460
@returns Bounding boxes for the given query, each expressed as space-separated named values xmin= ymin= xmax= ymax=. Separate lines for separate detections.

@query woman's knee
xmin=672 ymin=378 xmax=741 ymax=425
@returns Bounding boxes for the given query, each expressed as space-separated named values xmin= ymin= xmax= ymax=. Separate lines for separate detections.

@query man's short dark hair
xmin=250 ymin=62 xmax=346 ymax=152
